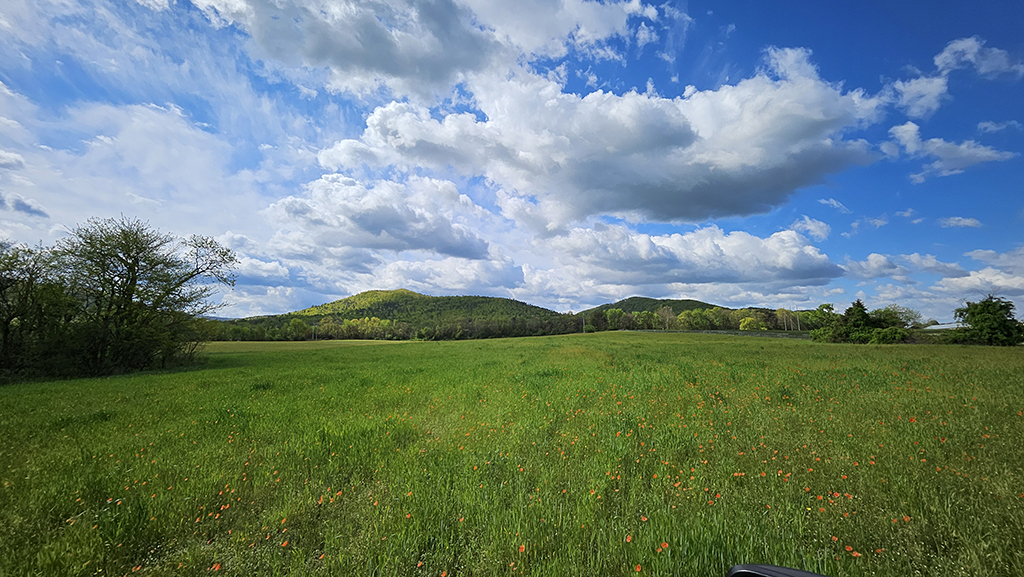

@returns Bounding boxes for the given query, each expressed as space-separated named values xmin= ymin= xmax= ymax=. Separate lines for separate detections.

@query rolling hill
xmin=292 ymin=289 xmax=568 ymax=325
xmin=585 ymin=296 xmax=719 ymax=316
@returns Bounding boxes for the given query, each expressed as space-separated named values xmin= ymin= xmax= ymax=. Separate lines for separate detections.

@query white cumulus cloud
xmin=789 ymin=215 xmax=830 ymax=241
xmin=893 ymin=75 xmax=948 ymax=118
xmin=321 ymin=47 xmax=884 ymax=232
xmin=843 ymin=253 xmax=911 ymax=282
xmin=263 ymin=174 xmax=491 ymax=260
xmin=934 ymin=36 xmax=1024 ymax=78
xmin=889 ymin=122 xmax=1016 ymax=183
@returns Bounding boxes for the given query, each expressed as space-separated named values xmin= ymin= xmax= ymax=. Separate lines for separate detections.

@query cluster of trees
xmin=584 ymin=306 xmax=812 ymax=333
xmin=807 ymin=301 xmax=922 ymax=344
xmin=210 ymin=313 xmax=580 ymax=342
xmin=807 ymin=297 xmax=1023 ymax=346
xmin=950 ymin=296 xmax=1024 ymax=346
xmin=1 ymin=217 xmax=236 ymax=379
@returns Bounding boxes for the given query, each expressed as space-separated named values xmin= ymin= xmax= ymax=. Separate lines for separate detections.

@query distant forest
xmin=206 ymin=289 xmax=822 ymax=342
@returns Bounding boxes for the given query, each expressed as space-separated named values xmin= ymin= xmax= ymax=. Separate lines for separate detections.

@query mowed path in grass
xmin=1 ymin=333 xmax=1022 ymax=576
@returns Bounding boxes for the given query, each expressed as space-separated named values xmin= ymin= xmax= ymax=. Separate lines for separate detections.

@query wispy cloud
xmin=939 ymin=217 xmax=982 ymax=228
xmin=818 ymin=198 xmax=851 ymax=213
xmin=889 ymin=122 xmax=1016 ymax=183
xmin=977 ymin=120 xmax=1022 ymax=133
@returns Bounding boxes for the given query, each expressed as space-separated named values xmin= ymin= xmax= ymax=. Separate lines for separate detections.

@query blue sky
xmin=1 ymin=0 xmax=1022 ymax=321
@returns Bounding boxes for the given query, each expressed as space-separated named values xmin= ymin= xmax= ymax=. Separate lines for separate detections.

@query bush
xmin=952 ymin=296 xmax=1024 ymax=346
xmin=868 ymin=327 xmax=910 ymax=344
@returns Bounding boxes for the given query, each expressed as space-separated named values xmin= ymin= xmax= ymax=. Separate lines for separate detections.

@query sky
xmin=0 ymin=0 xmax=1022 ymax=321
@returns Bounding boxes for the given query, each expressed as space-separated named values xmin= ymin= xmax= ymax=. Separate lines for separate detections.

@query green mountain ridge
xmin=292 ymin=289 xmax=566 ymax=324
xmin=584 ymin=296 xmax=719 ymax=316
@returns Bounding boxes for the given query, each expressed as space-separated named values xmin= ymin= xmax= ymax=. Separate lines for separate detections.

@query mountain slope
xmin=293 ymin=289 xmax=567 ymax=325
xmin=586 ymin=296 xmax=719 ymax=316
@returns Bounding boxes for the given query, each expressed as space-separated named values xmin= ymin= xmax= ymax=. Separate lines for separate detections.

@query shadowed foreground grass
xmin=1 ymin=333 xmax=1022 ymax=576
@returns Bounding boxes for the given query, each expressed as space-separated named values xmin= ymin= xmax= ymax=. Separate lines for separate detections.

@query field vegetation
xmin=1 ymin=333 xmax=1022 ymax=576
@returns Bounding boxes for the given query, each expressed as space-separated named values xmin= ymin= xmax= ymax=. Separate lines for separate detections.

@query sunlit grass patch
xmin=1 ymin=333 xmax=1022 ymax=576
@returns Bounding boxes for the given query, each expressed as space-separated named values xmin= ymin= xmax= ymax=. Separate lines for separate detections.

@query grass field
xmin=1 ymin=333 xmax=1022 ymax=576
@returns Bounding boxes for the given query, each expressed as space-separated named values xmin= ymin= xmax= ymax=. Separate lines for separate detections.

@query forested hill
xmin=293 ymin=289 xmax=566 ymax=324
xmin=586 ymin=296 xmax=717 ymax=316
xmin=209 ymin=289 xmax=578 ymax=341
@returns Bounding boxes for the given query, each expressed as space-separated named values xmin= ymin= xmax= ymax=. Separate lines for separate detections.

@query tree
xmin=869 ymin=304 xmax=922 ymax=329
xmin=655 ymin=306 xmax=677 ymax=330
xmin=56 ymin=216 xmax=237 ymax=373
xmin=605 ymin=308 xmax=625 ymax=330
xmin=953 ymin=295 xmax=1024 ymax=346
xmin=634 ymin=310 xmax=658 ymax=330
xmin=0 ymin=243 xmax=45 ymax=369
xmin=739 ymin=317 xmax=764 ymax=331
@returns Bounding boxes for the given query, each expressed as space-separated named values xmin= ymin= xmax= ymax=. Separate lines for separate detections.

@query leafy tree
xmin=286 ymin=318 xmax=310 ymax=341
xmin=655 ymin=306 xmax=677 ymax=330
xmin=953 ymin=295 xmax=1024 ymax=346
xmin=869 ymin=304 xmax=922 ymax=329
xmin=618 ymin=312 xmax=637 ymax=330
xmin=605 ymin=308 xmax=625 ymax=330
xmin=634 ymin=310 xmax=658 ymax=330
xmin=804 ymin=304 xmax=838 ymax=330
xmin=739 ymin=317 xmax=764 ymax=331
xmin=55 ymin=216 xmax=237 ymax=373
xmin=678 ymin=309 xmax=713 ymax=330
xmin=0 ymin=242 xmax=48 ymax=369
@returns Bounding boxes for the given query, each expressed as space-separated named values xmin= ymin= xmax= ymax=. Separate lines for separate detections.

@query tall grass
xmin=1 ymin=333 xmax=1022 ymax=576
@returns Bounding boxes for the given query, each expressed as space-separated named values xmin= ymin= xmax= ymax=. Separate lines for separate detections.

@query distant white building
xmin=923 ymin=322 xmax=962 ymax=331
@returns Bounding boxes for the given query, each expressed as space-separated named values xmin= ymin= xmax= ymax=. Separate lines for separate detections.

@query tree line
xmin=1 ymin=217 xmax=236 ymax=380
xmin=805 ymin=297 xmax=1022 ymax=346
xmin=4 ymin=216 xmax=1020 ymax=382
xmin=207 ymin=312 xmax=581 ymax=342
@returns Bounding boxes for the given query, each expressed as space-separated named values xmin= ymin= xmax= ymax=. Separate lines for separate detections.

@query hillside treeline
xmin=208 ymin=289 xmax=582 ymax=341
xmin=583 ymin=305 xmax=817 ymax=332
xmin=208 ymin=312 xmax=581 ymax=342
xmin=1 ymin=217 xmax=235 ymax=380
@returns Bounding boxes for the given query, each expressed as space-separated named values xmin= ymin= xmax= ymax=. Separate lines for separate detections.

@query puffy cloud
xmin=0 ymin=192 xmax=48 ymax=218
xmin=636 ymin=21 xmax=658 ymax=49
xmin=189 ymin=0 xmax=650 ymax=96
xmin=939 ymin=216 xmax=982 ymax=228
xmin=934 ymin=36 xmax=1024 ymax=78
xmin=789 ymin=215 xmax=830 ymax=241
xmin=543 ymin=224 xmax=842 ymax=287
xmin=965 ymin=246 xmax=1024 ymax=275
xmin=370 ymin=255 xmax=525 ymax=294
xmin=323 ymin=47 xmax=883 ymax=231
xmin=0 ymin=149 xmax=25 ymax=170
xmin=264 ymin=174 xmax=491 ymax=259
xmin=901 ymin=253 xmax=967 ymax=277
xmin=818 ymin=197 xmax=851 ymax=213
xmin=190 ymin=0 xmax=499 ymax=96
xmin=460 ymin=0 xmax=642 ymax=57
xmin=235 ymin=256 xmax=291 ymax=284
xmin=893 ymin=75 xmax=947 ymax=118
xmin=934 ymin=268 xmax=1024 ymax=297
xmin=843 ymin=253 xmax=911 ymax=282
xmin=886 ymin=37 xmax=1022 ymax=119
xmin=889 ymin=122 xmax=1016 ymax=183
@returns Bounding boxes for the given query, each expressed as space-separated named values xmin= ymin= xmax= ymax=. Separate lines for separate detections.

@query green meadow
xmin=1 ymin=333 xmax=1022 ymax=576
